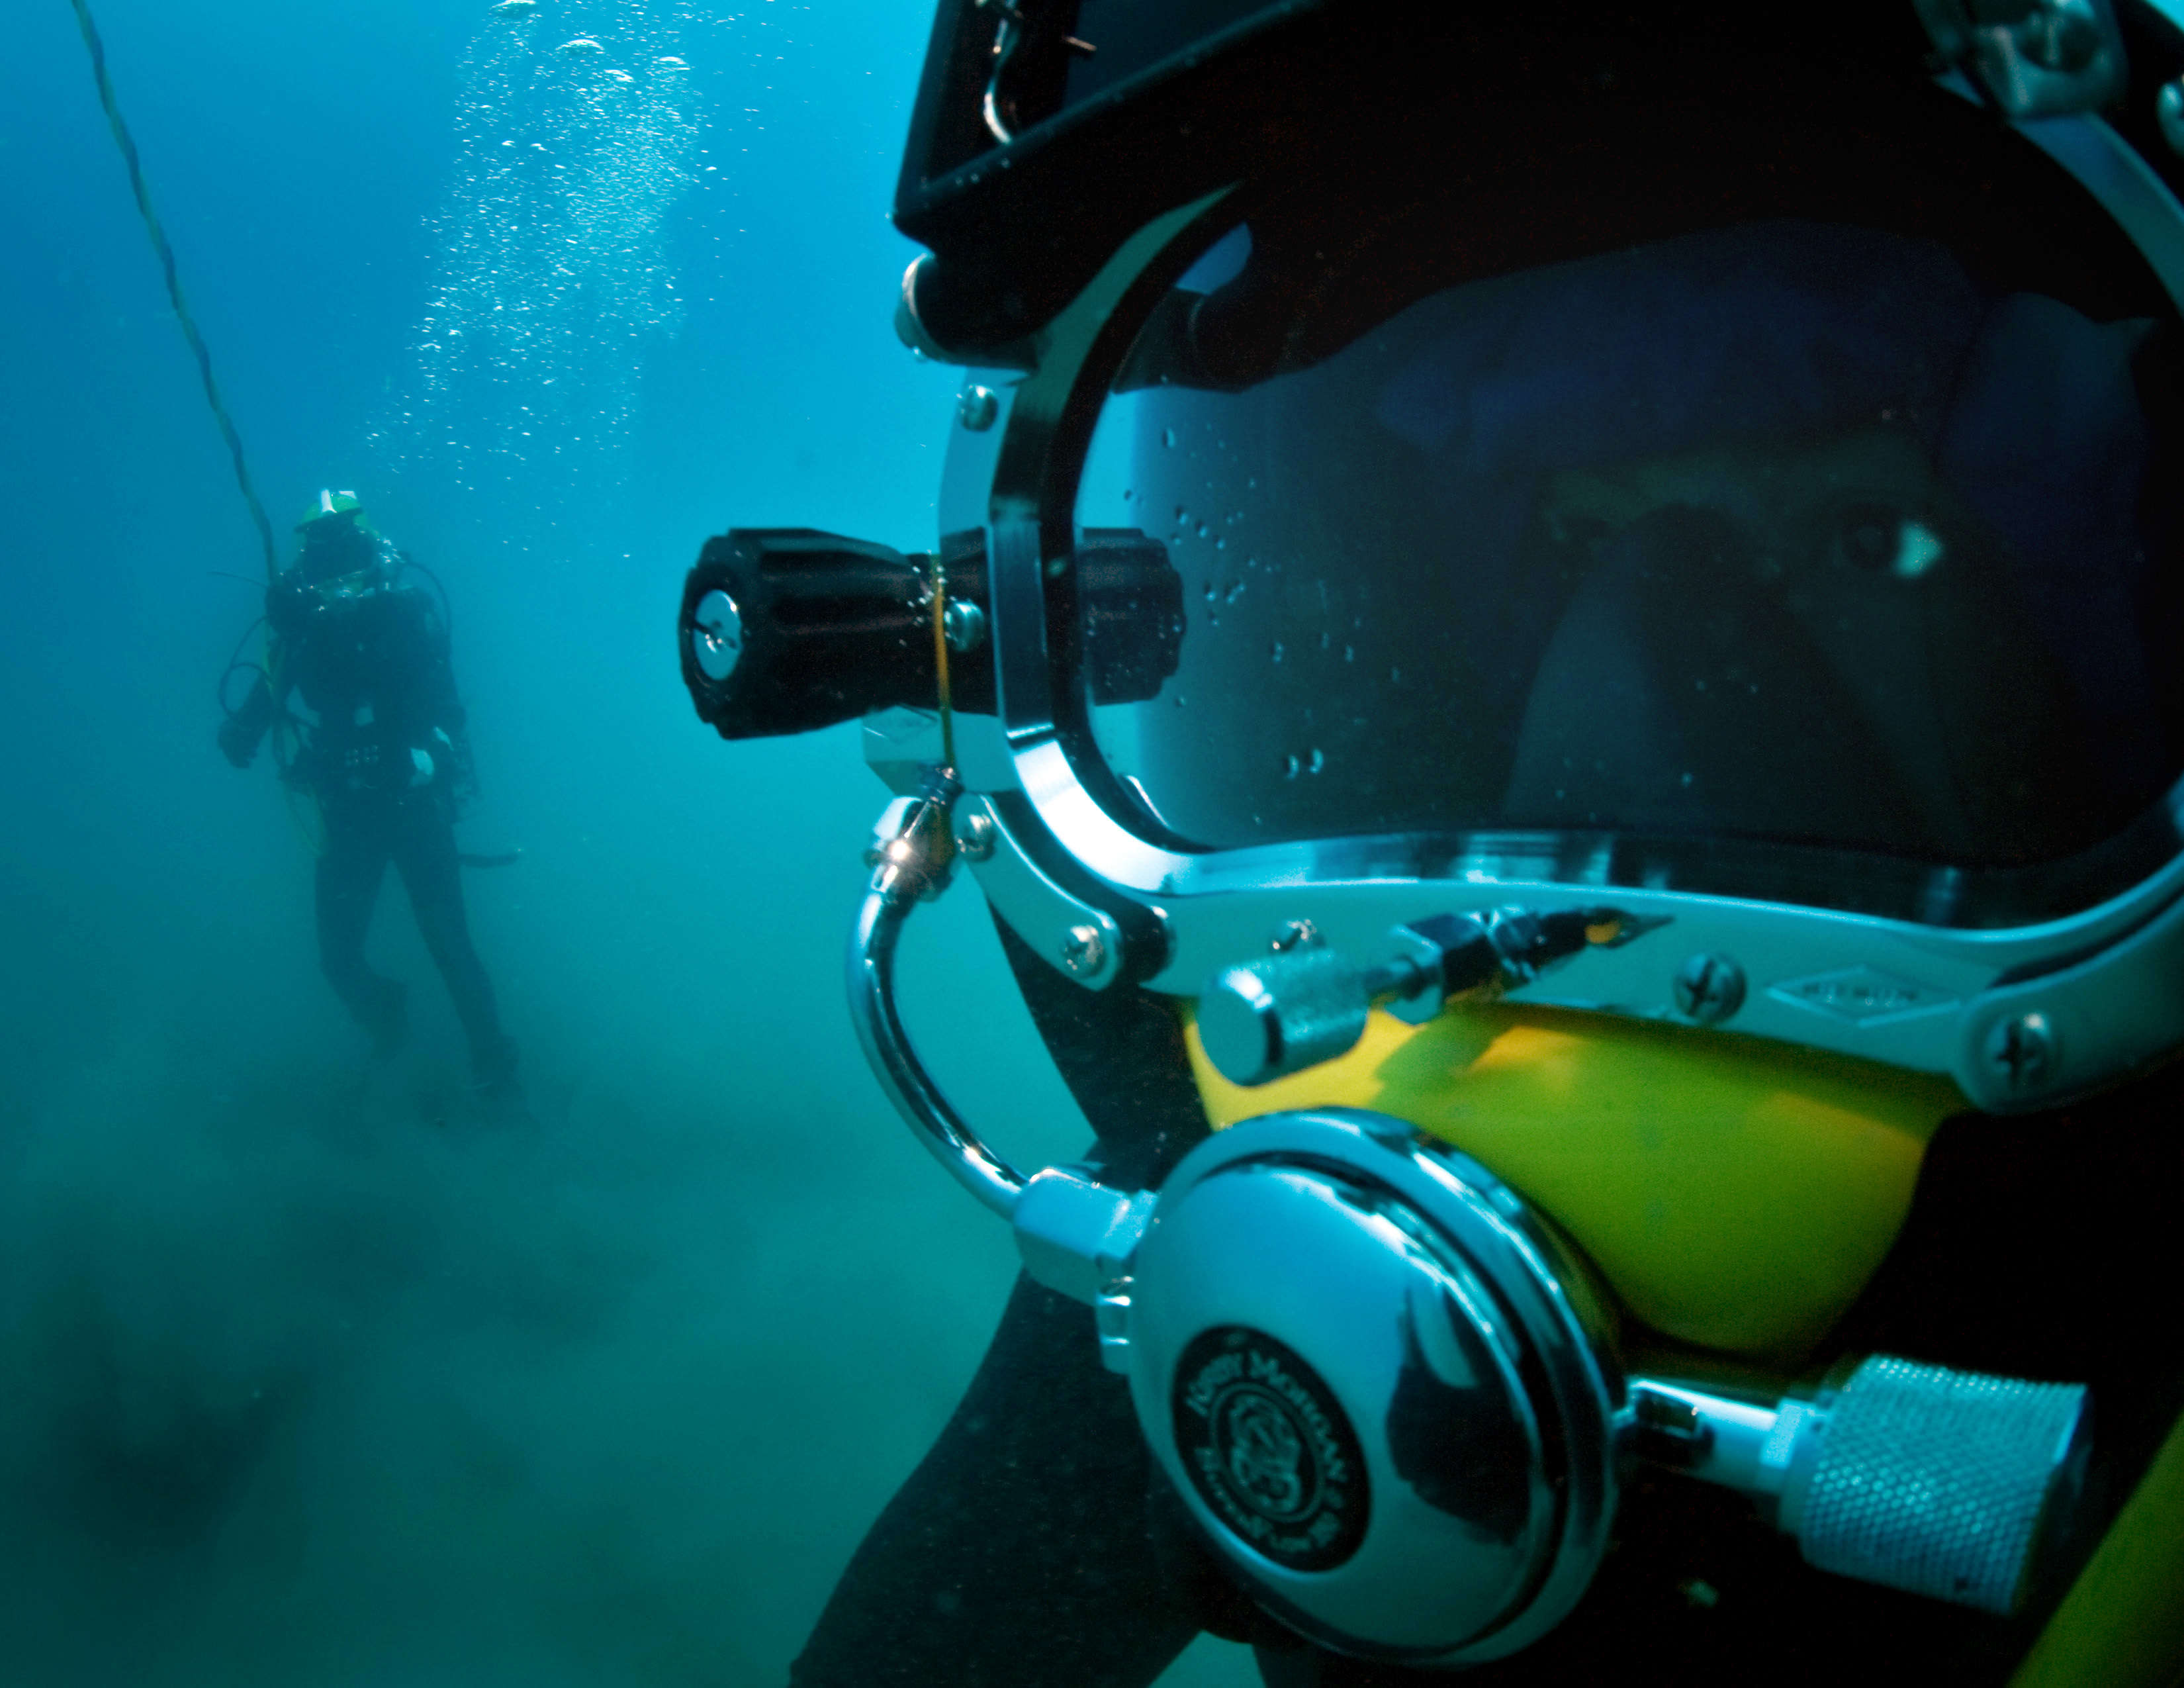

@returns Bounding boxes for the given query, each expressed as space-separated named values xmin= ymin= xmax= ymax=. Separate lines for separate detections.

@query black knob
xmin=680 ymin=526 xmax=1183 ymax=741
xmin=678 ymin=528 xmax=992 ymax=740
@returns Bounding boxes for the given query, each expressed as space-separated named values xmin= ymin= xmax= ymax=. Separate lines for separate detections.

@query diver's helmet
xmin=273 ymin=488 xmax=388 ymax=630
xmin=682 ymin=1 xmax=2184 ymax=1673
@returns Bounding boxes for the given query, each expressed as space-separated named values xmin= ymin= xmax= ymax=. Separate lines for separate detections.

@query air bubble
xmin=1270 ymin=641 xmax=1285 ymax=663
xmin=1163 ymin=428 xmax=1178 ymax=448
xmin=1283 ymin=753 xmax=1301 ymax=779
xmin=1308 ymin=748 xmax=1324 ymax=774
xmin=372 ymin=0 xmax=704 ymax=489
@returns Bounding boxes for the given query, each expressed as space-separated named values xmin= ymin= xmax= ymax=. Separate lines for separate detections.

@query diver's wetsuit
xmin=790 ymin=923 xmax=2184 ymax=1688
xmin=790 ymin=919 xmax=1214 ymax=1688
xmin=224 ymin=555 xmax=514 ymax=1085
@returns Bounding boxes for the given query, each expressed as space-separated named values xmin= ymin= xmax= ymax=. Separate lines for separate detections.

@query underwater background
xmin=0 ymin=1 xmax=1250 ymax=1679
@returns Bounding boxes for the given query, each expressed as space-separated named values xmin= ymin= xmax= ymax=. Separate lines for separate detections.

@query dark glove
xmin=218 ymin=714 xmax=258 ymax=769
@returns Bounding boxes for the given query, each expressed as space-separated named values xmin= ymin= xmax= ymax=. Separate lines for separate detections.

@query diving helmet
xmin=271 ymin=488 xmax=388 ymax=632
xmin=682 ymin=0 xmax=2184 ymax=1672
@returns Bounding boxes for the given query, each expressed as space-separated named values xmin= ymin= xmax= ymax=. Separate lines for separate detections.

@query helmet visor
xmin=1073 ymin=216 xmax=2184 ymax=923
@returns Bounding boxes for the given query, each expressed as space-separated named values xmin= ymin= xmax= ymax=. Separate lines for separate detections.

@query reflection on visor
xmin=1077 ymin=219 xmax=2181 ymax=899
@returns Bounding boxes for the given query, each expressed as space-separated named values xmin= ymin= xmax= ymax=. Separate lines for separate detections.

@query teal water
xmin=0 ymin=3 xmax=1248 ymax=1679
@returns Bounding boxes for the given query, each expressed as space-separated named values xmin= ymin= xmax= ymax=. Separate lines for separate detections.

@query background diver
xmin=220 ymin=490 xmax=522 ymax=1111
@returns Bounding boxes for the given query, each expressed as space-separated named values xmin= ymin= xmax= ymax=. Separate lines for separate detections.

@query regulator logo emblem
xmin=1172 ymin=1326 xmax=1369 ymax=1571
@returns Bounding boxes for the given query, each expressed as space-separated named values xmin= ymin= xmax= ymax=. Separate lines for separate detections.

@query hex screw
xmin=955 ymin=810 xmax=997 ymax=861
xmin=1672 ymin=953 xmax=1747 ymax=1025
xmin=958 ymin=385 xmax=1000 ymax=432
xmin=1985 ymin=1013 xmax=2056 ymax=1092
xmin=1060 ymin=924 xmax=1108 ymax=978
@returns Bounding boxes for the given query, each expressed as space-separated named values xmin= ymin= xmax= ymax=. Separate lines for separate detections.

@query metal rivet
xmin=690 ymin=588 xmax=743 ymax=682
xmin=943 ymin=598 xmax=988 ymax=653
xmin=958 ymin=385 xmax=1000 ymax=432
xmin=1060 ymin=924 xmax=1108 ymax=977
xmin=1672 ymin=953 xmax=1747 ymax=1024
xmin=955 ymin=810 xmax=997 ymax=861
xmin=2160 ymin=79 xmax=2184 ymax=160
xmin=1269 ymin=919 xmax=1322 ymax=953
xmin=1984 ymin=1012 xmax=2056 ymax=1092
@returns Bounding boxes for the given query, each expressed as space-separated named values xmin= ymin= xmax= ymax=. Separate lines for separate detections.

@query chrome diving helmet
xmin=682 ymin=0 xmax=2184 ymax=1670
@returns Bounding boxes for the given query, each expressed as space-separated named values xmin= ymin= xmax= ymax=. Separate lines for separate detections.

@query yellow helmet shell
xmin=1183 ymin=1003 xmax=1966 ymax=1361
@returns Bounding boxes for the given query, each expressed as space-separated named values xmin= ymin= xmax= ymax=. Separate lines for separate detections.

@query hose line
xmin=69 ymin=0 xmax=281 ymax=583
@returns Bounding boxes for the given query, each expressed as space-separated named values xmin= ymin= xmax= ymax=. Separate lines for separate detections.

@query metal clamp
xmin=1011 ymin=1164 xmax=1157 ymax=1303
xmin=1197 ymin=906 xmax=1662 ymax=1086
